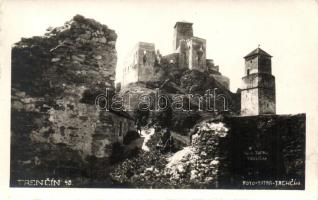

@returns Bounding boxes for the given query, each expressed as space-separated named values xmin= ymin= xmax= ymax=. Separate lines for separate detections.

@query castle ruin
xmin=121 ymin=21 xmax=276 ymax=117
xmin=122 ymin=22 xmax=230 ymax=89
xmin=122 ymin=42 xmax=157 ymax=85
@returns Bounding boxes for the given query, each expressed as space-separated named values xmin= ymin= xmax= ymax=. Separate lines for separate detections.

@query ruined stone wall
xmin=122 ymin=43 xmax=140 ymax=86
xmin=206 ymin=59 xmax=219 ymax=72
xmin=188 ymin=37 xmax=206 ymax=72
xmin=162 ymin=53 xmax=179 ymax=65
xmin=94 ymin=111 xmax=134 ymax=157
xmin=137 ymin=43 xmax=157 ymax=82
xmin=176 ymin=40 xmax=190 ymax=69
xmin=122 ymin=42 xmax=158 ymax=86
xmin=11 ymin=15 xmax=121 ymax=167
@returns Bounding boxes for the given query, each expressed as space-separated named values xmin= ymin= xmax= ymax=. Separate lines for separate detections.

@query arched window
xmin=247 ymin=69 xmax=250 ymax=75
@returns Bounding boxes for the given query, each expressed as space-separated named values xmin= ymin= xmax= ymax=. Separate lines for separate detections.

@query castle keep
xmin=122 ymin=22 xmax=230 ymax=89
xmin=172 ymin=22 xmax=206 ymax=71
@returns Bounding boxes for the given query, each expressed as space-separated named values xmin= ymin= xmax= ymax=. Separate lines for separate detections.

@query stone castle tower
xmin=173 ymin=22 xmax=206 ymax=72
xmin=173 ymin=21 xmax=193 ymax=50
xmin=122 ymin=42 xmax=157 ymax=86
xmin=241 ymin=47 xmax=276 ymax=116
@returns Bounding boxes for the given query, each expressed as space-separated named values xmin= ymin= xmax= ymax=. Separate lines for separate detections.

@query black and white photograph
xmin=0 ymin=0 xmax=318 ymax=199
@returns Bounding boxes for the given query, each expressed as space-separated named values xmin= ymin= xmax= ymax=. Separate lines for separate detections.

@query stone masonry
xmin=11 ymin=15 xmax=134 ymax=161
xmin=122 ymin=42 xmax=157 ymax=86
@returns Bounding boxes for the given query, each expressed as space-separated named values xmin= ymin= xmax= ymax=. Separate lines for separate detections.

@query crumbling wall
xmin=122 ymin=42 xmax=158 ymax=86
xmin=109 ymin=121 xmax=231 ymax=189
xmin=137 ymin=43 xmax=157 ymax=83
xmin=164 ymin=121 xmax=231 ymax=188
xmin=11 ymin=15 xmax=120 ymax=183
xmin=187 ymin=37 xmax=206 ymax=72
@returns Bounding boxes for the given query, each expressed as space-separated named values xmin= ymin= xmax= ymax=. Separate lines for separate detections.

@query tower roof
xmin=244 ymin=47 xmax=272 ymax=59
xmin=174 ymin=21 xmax=193 ymax=28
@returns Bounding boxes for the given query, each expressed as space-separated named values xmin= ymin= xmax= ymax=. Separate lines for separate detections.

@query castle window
xmin=119 ymin=121 xmax=123 ymax=136
xmin=197 ymin=49 xmax=203 ymax=62
xmin=247 ymin=69 xmax=250 ymax=75
xmin=143 ymin=54 xmax=147 ymax=65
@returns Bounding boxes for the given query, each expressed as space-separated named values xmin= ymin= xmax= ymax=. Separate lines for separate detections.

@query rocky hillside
xmin=122 ymin=63 xmax=240 ymax=116
xmin=11 ymin=15 xmax=119 ymax=186
xmin=120 ymin=67 xmax=240 ymax=139
xmin=110 ymin=121 xmax=231 ymax=188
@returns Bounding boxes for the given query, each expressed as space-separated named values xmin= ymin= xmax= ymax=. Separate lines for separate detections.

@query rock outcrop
xmin=110 ymin=122 xmax=230 ymax=188
xmin=165 ymin=121 xmax=230 ymax=188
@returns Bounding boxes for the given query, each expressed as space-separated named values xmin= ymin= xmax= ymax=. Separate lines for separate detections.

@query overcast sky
xmin=2 ymin=0 xmax=318 ymax=114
